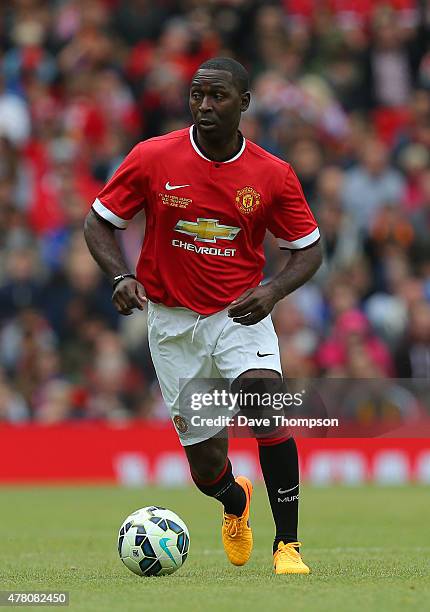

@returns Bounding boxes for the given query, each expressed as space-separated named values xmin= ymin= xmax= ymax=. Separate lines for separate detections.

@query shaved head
xmin=196 ymin=57 xmax=249 ymax=94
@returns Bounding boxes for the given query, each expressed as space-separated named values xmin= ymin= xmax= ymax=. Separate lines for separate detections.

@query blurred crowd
xmin=1 ymin=0 xmax=430 ymax=423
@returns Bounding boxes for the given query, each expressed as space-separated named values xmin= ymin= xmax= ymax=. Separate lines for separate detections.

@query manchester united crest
xmin=173 ymin=415 xmax=188 ymax=434
xmin=235 ymin=186 xmax=261 ymax=215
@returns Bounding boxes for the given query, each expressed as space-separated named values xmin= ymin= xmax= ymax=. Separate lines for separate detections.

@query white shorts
xmin=147 ymin=301 xmax=282 ymax=445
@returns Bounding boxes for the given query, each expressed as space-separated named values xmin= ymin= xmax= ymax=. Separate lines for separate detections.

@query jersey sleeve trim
xmin=92 ymin=198 xmax=128 ymax=229
xmin=278 ymin=227 xmax=320 ymax=250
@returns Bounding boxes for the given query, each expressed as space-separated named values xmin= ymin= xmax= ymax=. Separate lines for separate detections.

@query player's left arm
xmin=228 ymin=164 xmax=322 ymax=326
xmin=228 ymin=241 xmax=322 ymax=325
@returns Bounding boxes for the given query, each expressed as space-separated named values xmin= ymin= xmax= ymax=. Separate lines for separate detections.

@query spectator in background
xmin=395 ymin=300 xmax=430 ymax=377
xmin=40 ymin=232 xmax=117 ymax=339
xmin=317 ymin=309 xmax=394 ymax=377
xmin=411 ymin=169 xmax=430 ymax=264
xmin=342 ymin=137 xmax=405 ymax=233
xmin=113 ymin=0 xmax=168 ymax=46
xmin=313 ymin=166 xmax=361 ymax=281
xmin=364 ymin=8 xmax=414 ymax=110
xmin=34 ymin=379 xmax=74 ymax=423
xmin=85 ymin=329 xmax=143 ymax=420
xmin=398 ymin=142 xmax=430 ymax=211
xmin=273 ymin=298 xmax=320 ymax=378
xmin=289 ymin=138 xmax=323 ymax=204
xmin=0 ymin=77 xmax=30 ymax=146
xmin=0 ymin=247 xmax=43 ymax=320
xmin=0 ymin=367 xmax=29 ymax=422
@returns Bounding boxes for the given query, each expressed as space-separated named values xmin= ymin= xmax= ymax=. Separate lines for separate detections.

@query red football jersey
xmin=92 ymin=126 xmax=319 ymax=315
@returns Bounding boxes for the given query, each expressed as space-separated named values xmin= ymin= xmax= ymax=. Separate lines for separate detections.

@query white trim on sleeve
xmin=278 ymin=227 xmax=320 ymax=249
xmin=92 ymin=198 xmax=128 ymax=229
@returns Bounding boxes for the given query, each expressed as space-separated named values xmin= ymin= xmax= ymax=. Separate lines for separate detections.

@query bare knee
xmin=232 ymin=369 xmax=282 ymax=403
xmin=232 ymin=369 xmax=282 ymax=437
xmin=235 ymin=369 xmax=281 ymax=383
xmin=184 ymin=437 xmax=228 ymax=482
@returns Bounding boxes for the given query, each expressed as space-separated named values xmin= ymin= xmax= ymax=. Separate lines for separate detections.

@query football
xmin=118 ymin=505 xmax=190 ymax=577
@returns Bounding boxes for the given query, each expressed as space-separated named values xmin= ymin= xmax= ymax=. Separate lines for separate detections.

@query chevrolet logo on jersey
xmin=174 ymin=218 xmax=241 ymax=243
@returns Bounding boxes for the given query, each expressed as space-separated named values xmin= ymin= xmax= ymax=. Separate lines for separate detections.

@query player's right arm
xmin=83 ymin=143 xmax=147 ymax=316
xmin=84 ymin=210 xmax=146 ymax=315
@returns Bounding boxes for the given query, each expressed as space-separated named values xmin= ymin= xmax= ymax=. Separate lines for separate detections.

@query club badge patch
xmin=173 ymin=415 xmax=188 ymax=434
xmin=235 ymin=186 xmax=261 ymax=215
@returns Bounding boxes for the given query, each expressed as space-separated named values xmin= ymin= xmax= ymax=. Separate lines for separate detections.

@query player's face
xmin=189 ymin=69 xmax=250 ymax=139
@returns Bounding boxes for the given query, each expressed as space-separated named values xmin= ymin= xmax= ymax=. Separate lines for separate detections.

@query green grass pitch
xmin=0 ymin=485 xmax=429 ymax=611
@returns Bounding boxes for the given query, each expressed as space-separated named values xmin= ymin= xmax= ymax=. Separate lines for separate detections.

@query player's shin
xmin=190 ymin=458 xmax=246 ymax=517
xmin=258 ymin=436 xmax=300 ymax=553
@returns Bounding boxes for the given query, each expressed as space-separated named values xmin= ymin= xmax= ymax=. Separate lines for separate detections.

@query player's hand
xmin=228 ymin=285 xmax=278 ymax=325
xmin=112 ymin=279 xmax=147 ymax=315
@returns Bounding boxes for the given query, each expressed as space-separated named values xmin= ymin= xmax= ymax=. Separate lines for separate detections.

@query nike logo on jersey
xmin=278 ymin=484 xmax=299 ymax=494
xmin=165 ymin=182 xmax=190 ymax=191
xmin=257 ymin=351 xmax=274 ymax=357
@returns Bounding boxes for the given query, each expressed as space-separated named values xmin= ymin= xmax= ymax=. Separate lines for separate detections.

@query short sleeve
xmin=268 ymin=165 xmax=320 ymax=249
xmin=92 ymin=144 xmax=145 ymax=229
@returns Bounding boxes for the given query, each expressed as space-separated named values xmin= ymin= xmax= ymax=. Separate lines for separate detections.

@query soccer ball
xmin=118 ymin=505 xmax=190 ymax=577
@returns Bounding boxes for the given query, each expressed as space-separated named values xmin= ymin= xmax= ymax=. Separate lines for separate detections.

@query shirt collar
xmin=189 ymin=125 xmax=246 ymax=163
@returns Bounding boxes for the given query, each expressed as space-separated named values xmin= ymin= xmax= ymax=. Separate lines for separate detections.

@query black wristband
xmin=112 ymin=273 xmax=136 ymax=290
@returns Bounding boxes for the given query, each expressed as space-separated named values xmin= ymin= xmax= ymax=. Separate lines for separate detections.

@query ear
xmin=240 ymin=91 xmax=251 ymax=113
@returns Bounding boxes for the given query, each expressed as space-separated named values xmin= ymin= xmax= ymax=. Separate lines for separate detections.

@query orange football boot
xmin=273 ymin=541 xmax=310 ymax=574
xmin=221 ymin=476 xmax=253 ymax=566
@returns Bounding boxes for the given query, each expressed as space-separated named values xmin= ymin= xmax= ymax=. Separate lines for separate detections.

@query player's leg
xmin=184 ymin=435 xmax=253 ymax=566
xmin=214 ymin=313 xmax=310 ymax=574
xmin=184 ymin=436 xmax=246 ymax=516
xmin=234 ymin=369 xmax=309 ymax=574
xmin=147 ymin=302 xmax=252 ymax=565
